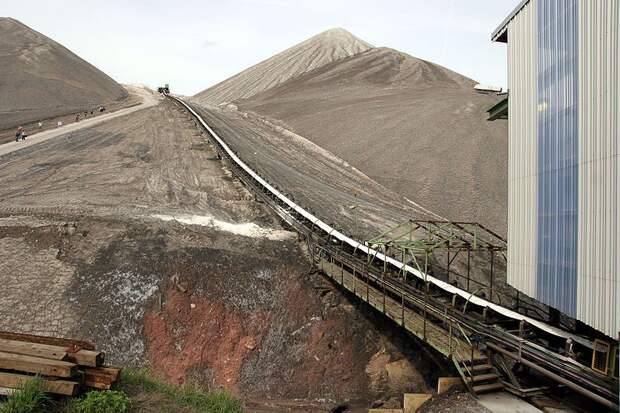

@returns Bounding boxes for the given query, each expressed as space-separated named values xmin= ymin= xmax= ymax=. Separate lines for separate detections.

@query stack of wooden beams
xmin=0 ymin=331 xmax=120 ymax=397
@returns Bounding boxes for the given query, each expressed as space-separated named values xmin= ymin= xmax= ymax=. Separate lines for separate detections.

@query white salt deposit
xmin=152 ymin=214 xmax=294 ymax=241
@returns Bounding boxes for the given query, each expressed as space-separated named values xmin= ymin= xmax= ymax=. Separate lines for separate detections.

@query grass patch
xmin=70 ymin=390 xmax=131 ymax=413
xmin=117 ymin=369 xmax=243 ymax=413
xmin=1 ymin=370 xmax=242 ymax=413
xmin=0 ymin=377 xmax=49 ymax=413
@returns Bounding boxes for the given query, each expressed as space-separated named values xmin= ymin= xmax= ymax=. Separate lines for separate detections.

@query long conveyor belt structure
xmin=167 ymin=94 xmax=619 ymax=410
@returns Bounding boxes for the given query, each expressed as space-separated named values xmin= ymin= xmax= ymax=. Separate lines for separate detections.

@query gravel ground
xmin=0 ymin=99 xmax=267 ymax=223
xmin=190 ymin=102 xmax=439 ymax=240
xmin=418 ymin=391 xmax=491 ymax=413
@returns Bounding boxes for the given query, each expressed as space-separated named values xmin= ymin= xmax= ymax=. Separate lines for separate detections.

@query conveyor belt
xmin=167 ymin=94 xmax=619 ymax=410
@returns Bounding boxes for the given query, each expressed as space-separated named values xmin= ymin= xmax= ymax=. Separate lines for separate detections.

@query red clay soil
xmin=141 ymin=257 xmax=439 ymax=412
xmin=143 ymin=273 xmax=372 ymax=401
xmin=144 ymin=288 xmax=268 ymax=391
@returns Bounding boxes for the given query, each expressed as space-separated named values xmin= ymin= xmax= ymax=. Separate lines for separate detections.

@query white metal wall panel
xmin=535 ymin=0 xmax=580 ymax=316
xmin=507 ymin=0 xmax=538 ymax=298
xmin=577 ymin=0 xmax=619 ymax=338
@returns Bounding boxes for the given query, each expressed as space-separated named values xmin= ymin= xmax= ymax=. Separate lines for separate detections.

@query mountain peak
xmin=323 ymin=27 xmax=349 ymax=33
xmin=317 ymin=27 xmax=355 ymax=37
xmin=0 ymin=17 xmax=21 ymax=30
xmin=307 ymin=27 xmax=373 ymax=49
xmin=193 ymin=28 xmax=373 ymax=104
xmin=0 ymin=17 xmax=28 ymax=30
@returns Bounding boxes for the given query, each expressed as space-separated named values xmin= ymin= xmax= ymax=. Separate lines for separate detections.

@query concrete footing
xmin=403 ymin=393 xmax=432 ymax=412
xmin=437 ymin=376 xmax=463 ymax=394
xmin=368 ymin=410 xmax=403 ymax=413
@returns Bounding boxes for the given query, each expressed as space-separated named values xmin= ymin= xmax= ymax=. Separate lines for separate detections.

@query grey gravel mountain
xmin=0 ymin=18 xmax=127 ymax=129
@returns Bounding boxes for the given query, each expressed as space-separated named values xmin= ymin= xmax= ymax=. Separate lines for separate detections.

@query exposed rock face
xmin=193 ymin=28 xmax=372 ymax=105
xmin=0 ymin=17 xmax=127 ymax=129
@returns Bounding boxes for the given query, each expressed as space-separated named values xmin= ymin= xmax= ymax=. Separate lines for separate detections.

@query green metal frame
xmin=366 ymin=219 xmax=513 ymax=309
xmin=487 ymin=96 xmax=508 ymax=121
xmin=366 ymin=219 xmax=507 ymax=255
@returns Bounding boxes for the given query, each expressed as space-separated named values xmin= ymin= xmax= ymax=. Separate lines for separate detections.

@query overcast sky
xmin=4 ymin=0 xmax=515 ymax=96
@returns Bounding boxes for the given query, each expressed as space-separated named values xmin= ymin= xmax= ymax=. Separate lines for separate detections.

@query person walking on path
xmin=15 ymin=126 xmax=24 ymax=142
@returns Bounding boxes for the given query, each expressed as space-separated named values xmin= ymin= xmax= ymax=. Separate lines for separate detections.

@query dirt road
xmin=0 ymin=85 xmax=161 ymax=157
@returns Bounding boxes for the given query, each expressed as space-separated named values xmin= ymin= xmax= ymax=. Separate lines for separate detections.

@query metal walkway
xmin=167 ymin=95 xmax=619 ymax=411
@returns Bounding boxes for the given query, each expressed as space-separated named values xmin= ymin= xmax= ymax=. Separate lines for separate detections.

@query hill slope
xmin=0 ymin=18 xmax=127 ymax=129
xmin=215 ymin=44 xmax=508 ymax=235
xmin=193 ymin=28 xmax=372 ymax=104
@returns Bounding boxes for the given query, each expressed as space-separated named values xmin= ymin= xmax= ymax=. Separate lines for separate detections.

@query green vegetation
xmin=70 ymin=390 xmax=130 ymax=413
xmin=0 ymin=369 xmax=242 ymax=413
xmin=118 ymin=369 xmax=244 ymax=413
xmin=0 ymin=377 xmax=49 ymax=413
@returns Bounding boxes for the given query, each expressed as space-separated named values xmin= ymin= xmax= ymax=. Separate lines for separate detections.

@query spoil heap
xmin=0 ymin=18 xmax=127 ymax=130
xmin=193 ymin=29 xmax=508 ymax=235
xmin=194 ymin=28 xmax=372 ymax=104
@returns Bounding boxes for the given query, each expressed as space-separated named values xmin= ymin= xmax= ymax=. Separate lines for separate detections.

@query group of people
xmin=13 ymin=106 xmax=107 ymax=143
xmin=14 ymin=121 xmax=43 ymax=142
xmin=14 ymin=126 xmax=27 ymax=142
xmin=75 ymin=107 xmax=103 ymax=123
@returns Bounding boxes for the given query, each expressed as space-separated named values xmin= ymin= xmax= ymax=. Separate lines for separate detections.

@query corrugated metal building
xmin=493 ymin=0 xmax=619 ymax=338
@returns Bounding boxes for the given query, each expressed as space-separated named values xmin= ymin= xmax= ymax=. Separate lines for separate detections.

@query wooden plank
xmin=83 ymin=378 xmax=111 ymax=390
xmin=82 ymin=371 xmax=112 ymax=390
xmin=0 ymin=338 xmax=103 ymax=367
xmin=66 ymin=350 xmax=104 ymax=367
xmin=92 ymin=366 xmax=121 ymax=382
xmin=0 ymin=372 xmax=78 ymax=396
xmin=81 ymin=366 xmax=121 ymax=390
xmin=0 ymin=331 xmax=95 ymax=351
xmin=0 ymin=352 xmax=77 ymax=378
xmin=0 ymin=339 xmax=67 ymax=361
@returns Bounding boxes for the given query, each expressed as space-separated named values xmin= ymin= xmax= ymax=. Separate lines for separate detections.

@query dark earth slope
xmin=233 ymin=47 xmax=508 ymax=235
xmin=0 ymin=18 xmax=127 ymax=129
